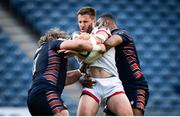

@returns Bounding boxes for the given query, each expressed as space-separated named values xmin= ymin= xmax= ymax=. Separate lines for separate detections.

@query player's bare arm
xmin=104 ymin=34 xmax=123 ymax=50
xmin=60 ymin=39 xmax=106 ymax=53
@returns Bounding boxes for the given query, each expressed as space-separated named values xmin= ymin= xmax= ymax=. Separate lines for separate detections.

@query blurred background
xmin=0 ymin=0 xmax=180 ymax=116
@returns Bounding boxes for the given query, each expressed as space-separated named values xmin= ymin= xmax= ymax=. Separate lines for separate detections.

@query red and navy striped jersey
xmin=112 ymin=29 xmax=148 ymax=90
xmin=32 ymin=40 xmax=67 ymax=94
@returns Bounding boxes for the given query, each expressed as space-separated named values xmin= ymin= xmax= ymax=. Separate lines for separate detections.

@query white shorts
xmin=81 ymin=76 xmax=125 ymax=104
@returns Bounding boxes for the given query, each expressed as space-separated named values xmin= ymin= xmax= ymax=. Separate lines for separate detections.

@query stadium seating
xmin=0 ymin=28 xmax=79 ymax=115
xmin=0 ymin=0 xmax=179 ymax=115
xmin=0 ymin=30 xmax=32 ymax=106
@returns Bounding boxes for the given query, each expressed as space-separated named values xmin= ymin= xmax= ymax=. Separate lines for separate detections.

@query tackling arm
xmin=104 ymin=34 xmax=123 ymax=50
xmin=104 ymin=29 xmax=133 ymax=50
xmin=83 ymin=27 xmax=111 ymax=64
xmin=60 ymin=39 xmax=106 ymax=53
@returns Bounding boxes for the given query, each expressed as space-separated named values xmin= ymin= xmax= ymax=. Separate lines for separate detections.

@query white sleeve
xmin=91 ymin=26 xmax=111 ymax=43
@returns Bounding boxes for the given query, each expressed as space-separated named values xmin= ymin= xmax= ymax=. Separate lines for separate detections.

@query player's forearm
xmin=65 ymin=69 xmax=82 ymax=85
xmin=60 ymin=39 xmax=105 ymax=53
xmin=60 ymin=40 xmax=93 ymax=52
xmin=104 ymin=35 xmax=123 ymax=50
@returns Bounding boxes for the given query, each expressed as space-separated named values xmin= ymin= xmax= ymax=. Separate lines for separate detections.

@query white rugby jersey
xmin=89 ymin=47 xmax=119 ymax=77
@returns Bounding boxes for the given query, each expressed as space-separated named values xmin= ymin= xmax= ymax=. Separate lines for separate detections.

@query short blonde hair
xmin=38 ymin=27 xmax=70 ymax=46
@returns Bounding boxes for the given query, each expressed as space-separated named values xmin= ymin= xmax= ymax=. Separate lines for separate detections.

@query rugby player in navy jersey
xmin=96 ymin=14 xmax=149 ymax=116
xmin=27 ymin=28 xmax=106 ymax=116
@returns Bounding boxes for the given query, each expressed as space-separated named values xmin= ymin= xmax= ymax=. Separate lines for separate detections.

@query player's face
xmin=78 ymin=14 xmax=95 ymax=33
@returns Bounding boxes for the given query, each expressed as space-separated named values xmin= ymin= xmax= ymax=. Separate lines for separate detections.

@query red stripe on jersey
xmin=137 ymin=95 xmax=145 ymax=103
xmin=137 ymin=89 xmax=146 ymax=96
xmin=45 ymin=70 xmax=58 ymax=76
xmin=47 ymin=94 xmax=59 ymax=101
xmin=124 ymin=43 xmax=134 ymax=49
xmin=48 ymin=57 xmax=59 ymax=63
xmin=47 ymin=65 xmax=59 ymax=69
xmin=46 ymin=91 xmax=54 ymax=95
xmin=130 ymin=63 xmax=139 ymax=71
xmin=44 ymin=73 xmax=57 ymax=78
xmin=52 ymin=107 xmax=64 ymax=114
xmin=123 ymin=50 xmax=135 ymax=56
xmin=134 ymin=71 xmax=142 ymax=79
xmin=136 ymin=102 xmax=145 ymax=110
xmin=82 ymin=90 xmax=100 ymax=104
xmin=49 ymin=50 xmax=57 ymax=55
xmin=49 ymin=100 xmax=60 ymax=107
xmin=127 ymin=56 xmax=136 ymax=63
xmin=45 ymin=75 xmax=57 ymax=83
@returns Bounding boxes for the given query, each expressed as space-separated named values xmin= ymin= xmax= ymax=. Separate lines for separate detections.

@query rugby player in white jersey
xmin=72 ymin=7 xmax=133 ymax=116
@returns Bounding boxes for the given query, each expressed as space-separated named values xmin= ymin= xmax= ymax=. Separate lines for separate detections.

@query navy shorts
xmin=27 ymin=89 xmax=67 ymax=116
xmin=104 ymin=88 xmax=149 ymax=115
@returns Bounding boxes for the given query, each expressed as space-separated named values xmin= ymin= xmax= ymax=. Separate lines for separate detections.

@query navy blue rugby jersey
xmin=112 ymin=29 xmax=148 ymax=90
xmin=31 ymin=39 xmax=67 ymax=94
